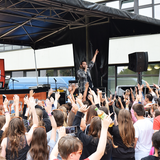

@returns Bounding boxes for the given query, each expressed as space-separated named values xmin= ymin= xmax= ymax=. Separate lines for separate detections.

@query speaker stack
xmin=128 ymin=52 xmax=148 ymax=85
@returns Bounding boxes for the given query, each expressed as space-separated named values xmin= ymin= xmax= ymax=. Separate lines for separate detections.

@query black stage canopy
xmin=1 ymin=0 xmax=160 ymax=91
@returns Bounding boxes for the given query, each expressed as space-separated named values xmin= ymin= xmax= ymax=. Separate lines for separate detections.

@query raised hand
xmin=58 ymin=126 xmax=66 ymax=138
xmin=95 ymin=49 xmax=99 ymax=55
xmin=13 ymin=95 xmax=19 ymax=106
xmin=55 ymin=92 xmax=60 ymax=100
xmin=24 ymin=96 xmax=29 ymax=104
xmin=101 ymin=113 xmax=112 ymax=129
xmin=29 ymin=89 xmax=35 ymax=97
xmin=71 ymin=103 xmax=79 ymax=114
xmin=48 ymin=88 xmax=54 ymax=97
xmin=45 ymin=99 xmax=52 ymax=113
xmin=89 ymin=88 xmax=96 ymax=96
xmin=79 ymin=105 xmax=89 ymax=113
xmin=50 ymin=97 xmax=55 ymax=105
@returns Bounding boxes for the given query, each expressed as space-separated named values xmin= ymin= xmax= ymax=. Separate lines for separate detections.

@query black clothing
xmin=109 ymin=125 xmax=135 ymax=159
xmin=35 ymin=105 xmax=52 ymax=132
xmin=87 ymin=72 xmax=93 ymax=89
xmin=22 ymin=104 xmax=27 ymax=118
xmin=73 ymin=111 xmax=112 ymax=160
xmin=6 ymin=135 xmax=30 ymax=160
xmin=113 ymin=158 xmax=135 ymax=160
xmin=35 ymin=105 xmax=48 ymax=119
xmin=141 ymin=155 xmax=159 ymax=160
xmin=0 ymin=130 xmax=3 ymax=140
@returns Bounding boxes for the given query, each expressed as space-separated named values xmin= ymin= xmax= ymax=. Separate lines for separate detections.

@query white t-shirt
xmin=134 ymin=118 xmax=153 ymax=158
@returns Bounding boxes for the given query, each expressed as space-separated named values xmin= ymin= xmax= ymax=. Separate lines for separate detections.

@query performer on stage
xmin=77 ymin=49 xmax=99 ymax=94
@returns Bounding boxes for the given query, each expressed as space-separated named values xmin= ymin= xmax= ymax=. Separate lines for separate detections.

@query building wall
xmin=109 ymin=33 xmax=160 ymax=64
xmin=0 ymin=44 xmax=74 ymax=71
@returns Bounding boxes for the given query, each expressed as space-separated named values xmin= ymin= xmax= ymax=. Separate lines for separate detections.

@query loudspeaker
xmin=128 ymin=52 xmax=148 ymax=72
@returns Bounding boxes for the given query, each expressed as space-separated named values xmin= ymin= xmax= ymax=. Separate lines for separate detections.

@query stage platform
xmin=0 ymin=87 xmax=48 ymax=106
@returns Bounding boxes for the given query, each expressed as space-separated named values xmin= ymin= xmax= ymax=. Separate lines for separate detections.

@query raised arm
xmin=118 ymin=97 xmax=124 ymax=109
xmin=26 ymin=97 xmax=38 ymax=145
xmin=54 ymin=92 xmax=60 ymax=109
xmin=89 ymin=114 xmax=112 ymax=160
xmin=82 ymin=82 xmax=89 ymax=102
xmin=1 ymin=98 xmax=10 ymax=132
xmin=91 ymin=49 xmax=99 ymax=63
xmin=145 ymin=81 xmax=152 ymax=93
xmin=50 ymin=127 xmax=66 ymax=160
xmin=13 ymin=95 xmax=19 ymax=117
xmin=45 ymin=99 xmax=57 ymax=141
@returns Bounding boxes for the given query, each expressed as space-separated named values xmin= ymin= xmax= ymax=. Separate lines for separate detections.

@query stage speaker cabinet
xmin=128 ymin=52 xmax=148 ymax=72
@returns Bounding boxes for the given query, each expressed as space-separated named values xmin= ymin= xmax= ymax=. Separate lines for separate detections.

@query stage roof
xmin=0 ymin=0 xmax=160 ymax=49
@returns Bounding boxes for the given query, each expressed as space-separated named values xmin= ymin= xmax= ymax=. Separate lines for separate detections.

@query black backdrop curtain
xmin=88 ymin=23 xmax=110 ymax=90
xmin=71 ymin=23 xmax=110 ymax=92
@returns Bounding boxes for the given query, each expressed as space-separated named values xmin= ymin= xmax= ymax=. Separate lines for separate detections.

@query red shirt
xmin=153 ymin=115 xmax=160 ymax=130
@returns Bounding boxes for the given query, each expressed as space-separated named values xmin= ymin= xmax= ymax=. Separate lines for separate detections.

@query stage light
xmin=154 ymin=65 xmax=159 ymax=69
xmin=147 ymin=66 xmax=152 ymax=71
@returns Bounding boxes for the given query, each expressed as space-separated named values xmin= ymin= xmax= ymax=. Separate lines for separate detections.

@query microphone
xmin=54 ymin=78 xmax=57 ymax=82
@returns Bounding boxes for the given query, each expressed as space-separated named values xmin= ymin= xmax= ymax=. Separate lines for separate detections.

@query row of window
xmin=0 ymin=44 xmax=30 ymax=52
xmin=108 ymin=63 xmax=160 ymax=93
xmin=5 ymin=68 xmax=75 ymax=79
xmin=104 ymin=0 xmax=160 ymax=19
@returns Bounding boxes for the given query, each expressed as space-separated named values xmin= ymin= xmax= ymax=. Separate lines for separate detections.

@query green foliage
xmin=46 ymin=70 xmax=54 ymax=76
xmin=60 ymin=69 xmax=72 ymax=76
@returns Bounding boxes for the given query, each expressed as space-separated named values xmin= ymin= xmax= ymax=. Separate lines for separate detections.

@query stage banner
xmin=0 ymin=59 xmax=5 ymax=88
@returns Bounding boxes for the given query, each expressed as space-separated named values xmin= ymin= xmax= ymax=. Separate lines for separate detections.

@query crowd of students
xmin=0 ymin=80 xmax=160 ymax=160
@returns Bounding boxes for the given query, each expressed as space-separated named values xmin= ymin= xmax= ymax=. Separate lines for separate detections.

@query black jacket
xmin=73 ymin=111 xmax=112 ymax=160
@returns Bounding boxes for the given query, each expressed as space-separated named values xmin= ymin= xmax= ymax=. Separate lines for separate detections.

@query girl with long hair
xmin=110 ymin=109 xmax=135 ymax=160
xmin=72 ymin=105 xmax=113 ymax=160
xmin=1 ymin=97 xmax=38 ymax=160
xmin=26 ymin=99 xmax=57 ymax=160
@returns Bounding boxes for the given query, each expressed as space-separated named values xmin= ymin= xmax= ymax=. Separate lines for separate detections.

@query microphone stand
xmin=10 ymin=78 xmax=19 ymax=90
xmin=54 ymin=78 xmax=57 ymax=91
xmin=46 ymin=74 xmax=49 ymax=88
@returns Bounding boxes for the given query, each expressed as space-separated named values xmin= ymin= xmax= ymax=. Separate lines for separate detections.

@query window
xmin=117 ymin=66 xmax=138 ymax=86
xmin=40 ymin=70 xmax=47 ymax=77
xmin=121 ymin=0 xmax=134 ymax=9
xmin=106 ymin=1 xmax=119 ymax=9
xmin=155 ymin=0 xmax=160 ymax=4
xmin=12 ymin=71 xmax=23 ymax=77
xmin=154 ymin=5 xmax=160 ymax=19
xmin=139 ymin=7 xmax=152 ymax=17
xmin=26 ymin=71 xmax=38 ymax=77
xmin=13 ymin=45 xmax=21 ymax=50
xmin=4 ymin=44 xmax=12 ymax=51
xmin=58 ymin=69 xmax=72 ymax=76
xmin=108 ymin=66 xmax=115 ymax=93
xmin=139 ymin=0 xmax=152 ymax=6
xmin=46 ymin=69 xmax=55 ymax=76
